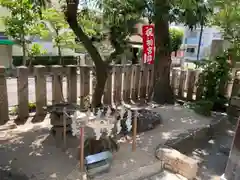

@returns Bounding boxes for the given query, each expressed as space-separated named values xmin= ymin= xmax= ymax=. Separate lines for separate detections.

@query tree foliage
xmin=77 ymin=8 xmax=103 ymax=39
xmin=0 ymin=0 xmax=46 ymax=65
xmin=43 ymin=8 xmax=76 ymax=64
xmin=211 ymin=0 xmax=240 ymax=62
xmin=169 ymin=28 xmax=183 ymax=53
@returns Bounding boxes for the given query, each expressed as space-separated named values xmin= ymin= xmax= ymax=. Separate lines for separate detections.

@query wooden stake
xmin=80 ymin=127 xmax=85 ymax=172
xmin=132 ymin=111 xmax=137 ymax=152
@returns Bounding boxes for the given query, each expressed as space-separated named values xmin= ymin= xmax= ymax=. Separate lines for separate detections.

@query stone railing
xmin=0 ymin=64 xmax=238 ymax=125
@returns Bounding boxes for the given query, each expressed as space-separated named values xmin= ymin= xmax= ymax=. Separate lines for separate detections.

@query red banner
xmin=142 ymin=25 xmax=155 ymax=64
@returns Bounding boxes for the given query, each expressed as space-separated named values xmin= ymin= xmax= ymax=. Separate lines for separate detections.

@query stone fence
xmin=0 ymin=64 xmax=239 ymax=125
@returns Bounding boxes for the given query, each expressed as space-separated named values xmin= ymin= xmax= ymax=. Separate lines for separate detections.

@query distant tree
xmin=43 ymin=8 xmax=76 ymax=64
xmin=169 ymin=28 xmax=183 ymax=55
xmin=211 ymin=0 xmax=240 ymax=64
xmin=0 ymin=0 xmax=46 ymax=65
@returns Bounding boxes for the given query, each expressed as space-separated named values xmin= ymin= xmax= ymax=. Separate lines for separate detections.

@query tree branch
xmin=64 ymin=0 xmax=105 ymax=67
xmin=105 ymin=48 xmax=124 ymax=64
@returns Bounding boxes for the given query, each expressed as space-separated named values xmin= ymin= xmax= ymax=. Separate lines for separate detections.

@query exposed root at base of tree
xmin=152 ymin=82 xmax=175 ymax=105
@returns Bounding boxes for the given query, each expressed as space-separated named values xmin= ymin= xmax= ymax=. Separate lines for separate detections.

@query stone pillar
xmin=171 ymin=68 xmax=179 ymax=96
xmin=187 ymin=70 xmax=197 ymax=101
xmin=67 ymin=65 xmax=77 ymax=104
xmin=139 ymin=65 xmax=148 ymax=99
xmin=51 ymin=65 xmax=64 ymax=104
xmin=147 ymin=64 xmax=154 ymax=100
xmin=231 ymin=74 xmax=240 ymax=97
xmin=0 ymin=66 xmax=9 ymax=125
xmin=34 ymin=65 xmax=47 ymax=118
xmin=130 ymin=64 xmax=140 ymax=101
xmin=122 ymin=65 xmax=131 ymax=103
xmin=112 ymin=65 xmax=122 ymax=106
xmin=79 ymin=66 xmax=90 ymax=109
xmin=178 ymin=70 xmax=187 ymax=99
xmin=222 ymin=117 xmax=240 ymax=180
xmin=17 ymin=66 xmax=29 ymax=122
xmin=196 ymin=71 xmax=203 ymax=100
xmin=103 ymin=68 xmax=113 ymax=105
xmin=145 ymin=64 xmax=152 ymax=100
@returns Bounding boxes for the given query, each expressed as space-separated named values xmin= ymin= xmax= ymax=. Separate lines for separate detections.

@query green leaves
xmin=169 ymin=28 xmax=183 ymax=52
xmin=0 ymin=0 xmax=39 ymax=43
xmin=211 ymin=0 xmax=240 ymax=62
xmin=42 ymin=8 xmax=76 ymax=54
xmin=98 ymin=0 xmax=144 ymax=55
xmin=77 ymin=8 xmax=103 ymax=38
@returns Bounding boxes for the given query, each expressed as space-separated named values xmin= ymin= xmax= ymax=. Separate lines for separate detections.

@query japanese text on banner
xmin=142 ymin=25 xmax=155 ymax=64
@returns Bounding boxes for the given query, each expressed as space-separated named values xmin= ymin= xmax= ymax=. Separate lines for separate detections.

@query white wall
xmin=183 ymin=26 xmax=223 ymax=61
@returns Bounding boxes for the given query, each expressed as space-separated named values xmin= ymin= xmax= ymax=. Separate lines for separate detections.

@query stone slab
xmin=156 ymin=147 xmax=198 ymax=180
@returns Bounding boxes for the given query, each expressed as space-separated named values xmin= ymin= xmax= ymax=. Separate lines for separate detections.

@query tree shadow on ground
xmin=0 ymin=125 xmax=82 ymax=179
xmin=0 ymin=169 xmax=29 ymax=180
xmin=189 ymin=126 xmax=235 ymax=179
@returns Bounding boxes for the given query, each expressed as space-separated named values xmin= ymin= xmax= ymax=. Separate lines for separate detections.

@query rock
xmin=0 ymin=123 xmax=17 ymax=131
xmin=156 ymin=147 xmax=199 ymax=180
xmin=116 ymin=108 xmax=162 ymax=134
xmin=165 ymin=131 xmax=194 ymax=153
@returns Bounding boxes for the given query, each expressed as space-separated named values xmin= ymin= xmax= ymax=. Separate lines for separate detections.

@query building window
xmin=186 ymin=47 xmax=195 ymax=53
xmin=188 ymin=31 xmax=198 ymax=38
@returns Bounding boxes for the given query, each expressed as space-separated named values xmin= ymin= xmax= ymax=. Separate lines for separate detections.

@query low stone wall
xmin=154 ymin=114 xmax=230 ymax=179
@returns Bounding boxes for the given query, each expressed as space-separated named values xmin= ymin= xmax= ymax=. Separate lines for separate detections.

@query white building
xmin=181 ymin=25 xmax=224 ymax=61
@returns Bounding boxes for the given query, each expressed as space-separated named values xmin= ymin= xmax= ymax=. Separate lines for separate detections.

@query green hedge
xmin=12 ymin=56 xmax=77 ymax=66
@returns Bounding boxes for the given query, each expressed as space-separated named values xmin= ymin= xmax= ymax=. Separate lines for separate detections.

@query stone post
xmin=139 ymin=65 xmax=148 ymax=99
xmin=122 ymin=65 xmax=131 ymax=103
xmin=178 ymin=70 xmax=187 ymax=99
xmin=67 ymin=65 xmax=77 ymax=104
xmin=79 ymin=66 xmax=90 ymax=109
xmin=34 ymin=65 xmax=47 ymax=118
xmin=145 ymin=64 xmax=152 ymax=100
xmin=187 ymin=70 xmax=197 ymax=101
xmin=231 ymin=74 xmax=240 ymax=97
xmin=112 ymin=65 xmax=122 ymax=106
xmin=0 ymin=66 xmax=9 ymax=125
xmin=196 ymin=71 xmax=203 ymax=100
xmin=51 ymin=65 xmax=64 ymax=104
xmin=221 ymin=117 xmax=240 ymax=180
xmin=130 ymin=64 xmax=140 ymax=101
xmin=17 ymin=66 xmax=29 ymax=122
xmin=171 ymin=68 xmax=179 ymax=96
xmin=103 ymin=69 xmax=113 ymax=105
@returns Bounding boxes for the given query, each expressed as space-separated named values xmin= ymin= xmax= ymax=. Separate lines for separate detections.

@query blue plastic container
xmin=85 ymin=151 xmax=113 ymax=176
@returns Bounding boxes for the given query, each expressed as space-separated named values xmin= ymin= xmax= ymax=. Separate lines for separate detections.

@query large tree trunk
xmin=65 ymin=0 xmax=108 ymax=108
xmin=92 ymin=66 xmax=109 ymax=108
xmin=152 ymin=0 xmax=175 ymax=104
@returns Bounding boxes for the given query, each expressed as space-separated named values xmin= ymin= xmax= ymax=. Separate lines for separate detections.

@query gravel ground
xmin=0 ymin=105 xmax=230 ymax=180
xmin=139 ymin=120 xmax=234 ymax=180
